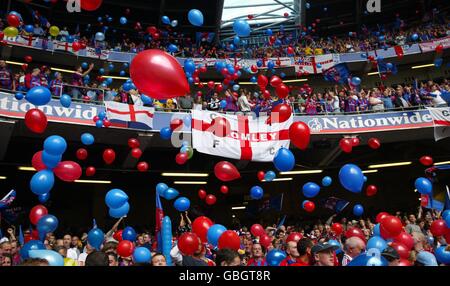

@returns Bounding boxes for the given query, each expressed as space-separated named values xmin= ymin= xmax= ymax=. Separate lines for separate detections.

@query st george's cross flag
xmin=427 ymin=107 xmax=450 ymax=141
xmin=191 ymin=110 xmax=292 ymax=162
xmin=105 ymin=101 xmax=154 ymax=129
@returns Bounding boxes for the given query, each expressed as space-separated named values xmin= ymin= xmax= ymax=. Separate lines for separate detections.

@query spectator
xmin=312 ymin=242 xmax=339 ymax=266
xmin=107 ymin=253 xmax=119 ymax=266
xmin=381 ymin=246 xmax=401 ymax=266
xmin=290 ymin=238 xmax=314 ymax=266
xmin=280 ymin=241 xmax=300 ymax=266
xmin=72 ymin=63 xmax=94 ymax=99
xmin=238 ymin=91 xmax=254 ymax=112
xmin=151 ymin=253 xmax=167 ymax=266
xmin=207 ymin=92 xmax=220 ymax=111
xmin=50 ymin=72 xmax=64 ymax=96
xmin=0 ymin=60 xmax=13 ymax=90
xmin=25 ymin=68 xmax=42 ymax=89
xmin=19 ymin=258 xmax=49 ymax=266
xmin=178 ymin=94 xmax=194 ymax=110
xmin=85 ymin=251 xmax=109 ymax=266
xmin=215 ymin=249 xmax=241 ymax=266
xmin=247 ymin=243 xmax=267 ymax=266
xmin=341 ymin=237 xmax=366 ymax=266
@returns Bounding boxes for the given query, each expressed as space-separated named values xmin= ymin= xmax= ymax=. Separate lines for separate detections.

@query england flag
xmin=105 ymin=101 xmax=154 ymax=129
xmin=192 ymin=110 xmax=292 ymax=162
xmin=427 ymin=107 xmax=450 ymax=141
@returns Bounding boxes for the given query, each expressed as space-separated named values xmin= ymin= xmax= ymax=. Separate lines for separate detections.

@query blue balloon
xmin=386 ymin=63 xmax=393 ymax=70
xmin=25 ymin=25 xmax=34 ymax=33
xmin=184 ymin=60 xmax=196 ymax=74
xmin=411 ymin=33 xmax=419 ymax=41
xmin=97 ymin=16 xmax=103 ymax=22
xmin=60 ymin=94 xmax=72 ymax=108
xmin=37 ymin=214 xmax=58 ymax=237
xmin=38 ymin=192 xmax=50 ymax=203
xmin=81 ymin=133 xmax=95 ymax=145
xmin=232 ymin=84 xmax=240 ymax=91
xmin=105 ymin=189 xmax=128 ymax=209
xmin=264 ymin=171 xmax=276 ymax=182
xmin=41 ymin=150 xmax=61 ymax=169
xmin=171 ymin=20 xmax=178 ymax=27
xmin=119 ymin=70 xmax=126 ymax=76
xmin=108 ymin=64 xmax=114 ymax=71
xmin=373 ymin=224 xmax=381 ymax=236
xmin=347 ymin=249 xmax=388 ymax=266
xmin=228 ymin=66 xmax=235 ymax=74
xmin=30 ymin=170 xmax=55 ymax=195
xmin=99 ymin=68 xmax=105 ymax=75
xmin=233 ymin=19 xmax=251 ymax=37
xmin=415 ymin=177 xmax=432 ymax=195
xmin=161 ymin=16 xmax=170 ymax=25
xmin=435 ymin=247 xmax=450 ymax=264
xmin=273 ymin=147 xmax=295 ymax=172
xmin=28 ymin=250 xmax=64 ymax=266
xmin=351 ymin=77 xmax=361 ymax=85
xmin=109 ymin=202 xmax=130 ymax=218
xmin=156 ymin=183 xmax=168 ymax=197
xmin=250 ymin=186 xmax=264 ymax=200
xmin=353 ymin=204 xmax=364 ymax=216
xmin=95 ymin=32 xmax=105 ymax=41
xmin=367 ymin=236 xmax=387 ymax=252
xmin=81 ymin=62 xmax=88 ymax=69
xmin=44 ymin=135 xmax=67 ymax=156
xmin=266 ymin=249 xmax=287 ymax=266
xmin=188 ymin=9 xmax=204 ymax=26
xmin=95 ymin=120 xmax=104 ymax=128
xmin=120 ymin=17 xmax=127 ymax=25
xmin=322 ymin=176 xmax=332 ymax=187
xmin=280 ymin=72 xmax=286 ymax=78
xmin=207 ymin=224 xmax=227 ymax=247
xmin=174 ymin=197 xmax=190 ymax=212
xmin=107 ymin=17 xmax=113 ymax=22
xmin=364 ymin=176 xmax=367 ymax=182
xmin=168 ymin=44 xmax=178 ymax=53
xmin=219 ymin=100 xmax=227 ymax=109
xmin=123 ymin=63 xmax=129 ymax=69
xmin=434 ymin=58 xmax=443 ymax=68
xmin=26 ymin=86 xmax=52 ymax=106
xmin=122 ymin=226 xmax=137 ymax=241
xmin=163 ymin=188 xmax=179 ymax=200
xmin=15 ymin=92 xmax=24 ymax=100
xmin=250 ymin=76 xmax=257 ymax=83
xmin=339 ymin=164 xmax=364 ymax=193
xmin=122 ymin=82 xmax=132 ymax=91
xmin=87 ymin=228 xmax=105 ymax=250
xmin=306 ymin=2 xmax=310 ymax=9
xmin=267 ymin=61 xmax=275 ymax=70
xmin=256 ymin=60 xmax=263 ymax=67
xmin=316 ymin=63 xmax=322 ymax=69
xmin=141 ymin=95 xmax=153 ymax=105
xmin=302 ymin=182 xmax=320 ymax=198
xmin=233 ymin=36 xmax=240 ymax=46
xmin=133 ymin=247 xmax=151 ymax=263
xmin=20 ymin=240 xmax=46 ymax=259
xmin=266 ymin=29 xmax=273 ymax=36
xmin=97 ymin=111 xmax=106 ymax=120
xmin=160 ymin=127 xmax=172 ymax=140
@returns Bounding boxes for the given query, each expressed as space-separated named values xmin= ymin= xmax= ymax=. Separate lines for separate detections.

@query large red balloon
xmin=430 ymin=219 xmax=447 ymax=237
xmin=289 ymin=122 xmax=310 ymax=150
xmin=331 ymin=223 xmax=344 ymax=236
xmin=131 ymin=148 xmax=142 ymax=159
xmin=220 ymin=185 xmax=229 ymax=195
xmin=128 ymin=138 xmax=140 ymax=149
xmin=178 ymin=232 xmax=200 ymax=255
xmin=376 ymin=212 xmax=390 ymax=223
xmin=394 ymin=232 xmax=414 ymax=250
xmin=170 ymin=119 xmax=183 ymax=131
xmin=53 ymin=161 xmax=82 ymax=182
xmin=25 ymin=108 xmax=47 ymax=134
xmin=192 ymin=216 xmax=213 ymax=243
xmin=210 ymin=117 xmax=231 ymax=138
xmin=214 ymin=161 xmax=240 ymax=182
xmin=366 ymin=185 xmax=378 ymax=197
xmin=86 ymin=166 xmax=96 ymax=177
xmin=419 ymin=156 xmax=433 ymax=166
xmin=117 ymin=240 xmax=134 ymax=257
xmin=390 ymin=242 xmax=410 ymax=259
xmin=80 ymin=0 xmax=103 ymax=11
xmin=175 ymin=152 xmax=188 ymax=165
xmin=137 ymin=161 xmax=149 ymax=172
xmin=250 ymin=224 xmax=265 ymax=237
xmin=31 ymin=151 xmax=46 ymax=171
xmin=76 ymin=148 xmax=88 ymax=160
xmin=275 ymin=84 xmax=289 ymax=99
xmin=130 ymin=49 xmax=189 ymax=100
xmin=368 ymin=138 xmax=381 ymax=149
xmin=339 ymin=138 xmax=353 ymax=153
xmin=198 ymin=189 xmax=206 ymax=200
xmin=286 ymin=232 xmax=303 ymax=243
xmin=270 ymin=76 xmax=282 ymax=87
xmin=345 ymin=227 xmax=365 ymax=242
xmin=218 ymin=230 xmax=240 ymax=250
xmin=257 ymin=171 xmax=265 ymax=181
xmin=113 ymin=230 xmax=123 ymax=242
xmin=259 ymin=234 xmax=272 ymax=248
xmin=266 ymin=103 xmax=292 ymax=125
xmin=205 ymin=194 xmax=217 ymax=205
xmin=103 ymin=149 xmax=115 ymax=164
xmin=257 ymin=75 xmax=268 ymax=89
xmin=7 ymin=14 xmax=21 ymax=27
xmin=29 ymin=205 xmax=48 ymax=225
xmin=380 ymin=216 xmax=403 ymax=238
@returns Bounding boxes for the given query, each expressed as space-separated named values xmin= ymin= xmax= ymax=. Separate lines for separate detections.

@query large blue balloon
xmin=339 ymin=164 xmax=364 ymax=193
xmin=60 ymin=94 xmax=72 ymax=108
xmin=133 ymin=247 xmax=151 ymax=263
xmin=347 ymin=249 xmax=388 ymax=266
xmin=41 ymin=151 xmax=62 ymax=169
xmin=207 ymin=224 xmax=227 ymax=247
xmin=20 ymin=240 xmax=46 ymax=259
xmin=29 ymin=250 xmax=64 ymax=266
xmin=38 ymin=192 xmax=50 ymax=203
xmin=273 ymin=148 xmax=295 ymax=172
xmin=81 ymin=133 xmax=95 ymax=145
xmin=30 ymin=170 xmax=55 ymax=195
xmin=351 ymin=77 xmax=361 ymax=86
xmin=353 ymin=204 xmax=364 ymax=216
xmin=415 ymin=177 xmax=432 ymax=195
xmin=302 ymin=182 xmax=320 ymax=198
xmin=233 ymin=20 xmax=251 ymax=37
xmin=434 ymin=247 xmax=450 ymax=264
xmin=267 ymin=61 xmax=275 ymax=70
xmin=109 ymin=202 xmax=130 ymax=218
xmin=105 ymin=189 xmax=128 ymax=209
xmin=188 ymin=9 xmax=204 ymax=26
xmin=88 ymin=228 xmax=104 ymax=250
xmin=156 ymin=183 xmax=168 ymax=197
xmin=95 ymin=32 xmax=105 ymax=41
xmin=122 ymin=226 xmax=137 ymax=241
xmin=26 ymin=86 xmax=52 ymax=106
xmin=174 ymin=197 xmax=190 ymax=212
xmin=168 ymin=44 xmax=178 ymax=53
xmin=264 ymin=171 xmax=276 ymax=182
xmin=163 ymin=188 xmax=179 ymax=200
xmin=160 ymin=127 xmax=173 ymax=140
xmin=266 ymin=249 xmax=287 ymax=266
xmin=367 ymin=236 xmax=387 ymax=252
xmin=37 ymin=214 xmax=59 ymax=238
xmin=322 ymin=176 xmax=332 ymax=187
xmin=250 ymin=186 xmax=264 ymax=200
xmin=44 ymin=135 xmax=67 ymax=156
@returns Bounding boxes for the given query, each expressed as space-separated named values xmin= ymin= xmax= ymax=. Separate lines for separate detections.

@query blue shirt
xmin=381 ymin=96 xmax=394 ymax=109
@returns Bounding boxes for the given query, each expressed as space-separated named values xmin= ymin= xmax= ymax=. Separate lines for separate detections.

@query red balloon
xmin=259 ymin=234 xmax=272 ymax=248
xmin=131 ymin=148 xmax=142 ymax=159
xmin=351 ymin=137 xmax=360 ymax=147
xmin=198 ymin=189 xmax=206 ymax=200
xmin=79 ymin=42 xmax=86 ymax=50
xmin=214 ymin=161 xmax=241 ymax=182
xmin=248 ymin=14 xmax=254 ymax=20
xmin=284 ymin=12 xmax=289 ymax=17
xmin=215 ymin=84 xmax=223 ymax=93
xmin=178 ymin=232 xmax=200 ymax=255
xmin=86 ymin=166 xmax=96 ymax=177
xmin=339 ymin=138 xmax=353 ymax=153
xmin=218 ymin=230 xmax=240 ymax=250
xmin=113 ymin=230 xmax=123 ymax=242
xmin=117 ymin=240 xmax=134 ymax=257
xmin=394 ymin=232 xmax=414 ymax=250
xmin=80 ymin=0 xmax=103 ymax=11
xmin=331 ymin=223 xmax=344 ymax=236
xmin=435 ymin=44 xmax=444 ymax=53
xmin=137 ymin=161 xmax=149 ymax=172
xmin=205 ymin=194 xmax=217 ymax=205
xmin=25 ymin=108 xmax=47 ymax=134
xmin=289 ymin=122 xmax=310 ymax=150
xmin=207 ymin=81 xmax=215 ymax=89
xmin=397 ymin=258 xmax=412 ymax=266
xmin=22 ymin=64 xmax=28 ymax=71
xmin=127 ymin=138 xmax=140 ymax=149
xmin=419 ymin=156 xmax=433 ymax=166
xmin=250 ymin=224 xmax=265 ymax=237
xmin=210 ymin=117 xmax=231 ymax=138
xmin=430 ymin=219 xmax=447 ymax=237
xmin=257 ymin=171 xmax=265 ymax=181
xmin=29 ymin=205 xmax=48 ymax=225
xmin=103 ymin=149 xmax=116 ymax=165
xmin=275 ymin=84 xmax=289 ymax=99
xmin=72 ymin=42 xmax=81 ymax=52
xmin=345 ymin=227 xmax=366 ymax=242
xmin=263 ymin=90 xmax=271 ymax=99
xmin=287 ymin=46 xmax=295 ymax=55
xmin=170 ymin=119 xmax=183 ymax=131
xmin=376 ymin=212 xmax=390 ymax=224
xmin=32 ymin=151 xmax=46 ymax=171
xmin=147 ymin=26 xmax=157 ymax=35
xmin=24 ymin=55 xmax=33 ymax=63
xmin=54 ymin=161 xmax=82 ymax=182
xmin=76 ymin=148 xmax=88 ymax=160
xmin=390 ymin=242 xmax=410 ymax=259
xmin=380 ymin=215 xmax=403 ymax=238
xmin=192 ymin=216 xmax=213 ymax=242
xmin=175 ymin=152 xmax=188 ymax=165
xmin=220 ymin=185 xmax=229 ymax=194
xmin=251 ymin=65 xmax=258 ymax=72
xmin=266 ymin=103 xmax=292 ymax=125
xmin=7 ymin=14 xmax=21 ymax=27
xmin=366 ymin=185 xmax=378 ymax=197
xmin=257 ymin=75 xmax=268 ymax=89
xmin=303 ymin=201 xmax=315 ymax=212
xmin=286 ymin=232 xmax=303 ymax=243
xmin=270 ymin=76 xmax=282 ymax=87
xmin=368 ymin=138 xmax=381 ymax=149
xmin=130 ymin=49 xmax=189 ymax=100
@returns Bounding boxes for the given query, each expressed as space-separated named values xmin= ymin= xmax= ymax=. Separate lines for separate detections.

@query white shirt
xmin=430 ymin=90 xmax=446 ymax=106
xmin=341 ymin=253 xmax=353 ymax=266
xmin=78 ymin=252 xmax=88 ymax=265
xmin=67 ymin=248 xmax=79 ymax=260
xmin=238 ymin=95 xmax=252 ymax=112
xmin=332 ymin=96 xmax=340 ymax=110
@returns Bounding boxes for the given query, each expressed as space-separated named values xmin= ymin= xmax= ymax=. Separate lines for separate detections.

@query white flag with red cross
xmin=105 ymin=101 xmax=154 ymax=129
xmin=191 ymin=110 xmax=292 ymax=162
xmin=427 ymin=107 xmax=450 ymax=141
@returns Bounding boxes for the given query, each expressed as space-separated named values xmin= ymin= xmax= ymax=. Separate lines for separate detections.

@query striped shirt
xmin=341 ymin=253 xmax=353 ymax=266
xmin=0 ymin=67 xmax=12 ymax=89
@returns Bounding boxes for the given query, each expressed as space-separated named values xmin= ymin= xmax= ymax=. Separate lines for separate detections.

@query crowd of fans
xmin=0 ymin=207 xmax=448 ymax=266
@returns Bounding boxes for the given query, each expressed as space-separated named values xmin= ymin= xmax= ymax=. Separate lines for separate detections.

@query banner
xmin=294 ymin=54 xmax=339 ymax=74
xmin=419 ymin=36 xmax=450 ymax=53
xmin=105 ymin=101 xmax=154 ymax=130
xmin=191 ymin=110 xmax=292 ymax=162
xmin=427 ymin=107 xmax=450 ymax=141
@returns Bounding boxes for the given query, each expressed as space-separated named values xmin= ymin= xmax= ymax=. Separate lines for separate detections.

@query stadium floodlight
xmin=368 ymin=162 xmax=412 ymax=168
xmin=74 ymin=180 xmax=111 ymax=184
xmin=279 ymin=170 xmax=322 ymax=175
xmin=173 ymin=181 xmax=208 ymax=185
xmin=161 ymin=173 xmax=209 ymax=177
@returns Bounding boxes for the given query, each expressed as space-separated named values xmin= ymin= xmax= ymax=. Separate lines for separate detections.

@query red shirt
xmin=280 ymin=257 xmax=297 ymax=266
xmin=290 ymin=261 xmax=310 ymax=266
xmin=247 ymin=258 xmax=267 ymax=266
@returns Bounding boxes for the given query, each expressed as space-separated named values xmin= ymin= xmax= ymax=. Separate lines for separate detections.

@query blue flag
xmin=321 ymin=197 xmax=350 ymax=213
xmin=323 ymin=64 xmax=350 ymax=84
